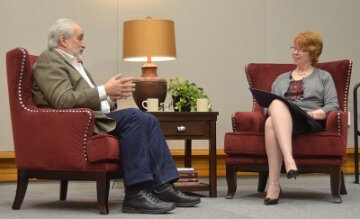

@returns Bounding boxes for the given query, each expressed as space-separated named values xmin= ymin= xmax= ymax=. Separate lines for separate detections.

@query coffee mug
xmin=142 ymin=98 xmax=159 ymax=112
xmin=196 ymin=98 xmax=210 ymax=112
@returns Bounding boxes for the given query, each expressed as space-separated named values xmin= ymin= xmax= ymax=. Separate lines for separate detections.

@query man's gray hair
xmin=48 ymin=18 xmax=76 ymax=50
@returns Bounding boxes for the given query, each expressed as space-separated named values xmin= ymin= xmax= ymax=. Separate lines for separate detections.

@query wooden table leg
xmin=209 ymin=121 xmax=217 ymax=197
xmin=185 ymin=139 xmax=192 ymax=167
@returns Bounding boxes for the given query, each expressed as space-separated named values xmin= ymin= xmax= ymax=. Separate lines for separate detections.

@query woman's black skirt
xmin=286 ymin=101 xmax=325 ymax=136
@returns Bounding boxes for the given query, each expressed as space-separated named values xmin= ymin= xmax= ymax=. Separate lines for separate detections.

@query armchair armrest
xmin=13 ymin=107 xmax=98 ymax=170
xmin=231 ymin=110 xmax=265 ymax=132
xmin=325 ymin=110 xmax=348 ymax=135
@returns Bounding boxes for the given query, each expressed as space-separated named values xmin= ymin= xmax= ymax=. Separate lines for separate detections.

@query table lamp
xmin=123 ymin=17 xmax=176 ymax=111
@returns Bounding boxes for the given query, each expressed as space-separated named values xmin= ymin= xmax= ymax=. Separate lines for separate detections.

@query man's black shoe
xmin=122 ymin=189 xmax=176 ymax=214
xmin=153 ymin=185 xmax=201 ymax=207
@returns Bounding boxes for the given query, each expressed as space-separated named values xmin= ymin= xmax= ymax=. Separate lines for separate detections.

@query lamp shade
xmin=122 ymin=17 xmax=177 ymax=111
xmin=123 ymin=18 xmax=176 ymax=62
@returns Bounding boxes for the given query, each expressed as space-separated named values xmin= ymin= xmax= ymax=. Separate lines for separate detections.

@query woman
xmin=264 ymin=31 xmax=339 ymax=205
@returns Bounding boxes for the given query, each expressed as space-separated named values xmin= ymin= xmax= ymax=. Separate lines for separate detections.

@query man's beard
xmin=68 ymin=43 xmax=84 ymax=62
xmin=75 ymin=52 xmax=83 ymax=62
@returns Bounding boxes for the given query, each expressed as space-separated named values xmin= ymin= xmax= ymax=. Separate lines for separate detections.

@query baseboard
xmin=0 ymin=151 xmax=17 ymax=182
xmin=1 ymin=149 xmax=358 ymax=182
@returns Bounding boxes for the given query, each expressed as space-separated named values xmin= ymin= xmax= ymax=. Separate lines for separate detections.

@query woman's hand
xmin=310 ymin=109 xmax=326 ymax=120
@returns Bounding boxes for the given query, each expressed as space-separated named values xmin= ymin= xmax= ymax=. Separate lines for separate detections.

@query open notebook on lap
xmin=249 ymin=87 xmax=324 ymax=132
xmin=249 ymin=87 xmax=313 ymax=120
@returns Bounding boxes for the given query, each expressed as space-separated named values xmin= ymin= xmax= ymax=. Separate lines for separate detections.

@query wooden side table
xmin=150 ymin=112 xmax=219 ymax=197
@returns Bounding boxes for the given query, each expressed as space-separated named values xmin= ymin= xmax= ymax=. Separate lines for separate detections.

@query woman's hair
xmin=293 ymin=31 xmax=323 ymax=65
xmin=47 ymin=18 xmax=76 ymax=50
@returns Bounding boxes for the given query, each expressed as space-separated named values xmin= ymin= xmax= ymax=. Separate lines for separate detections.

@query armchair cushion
xmin=87 ymin=134 xmax=120 ymax=163
xmin=225 ymin=131 xmax=345 ymax=158
xmin=225 ymin=110 xmax=347 ymax=159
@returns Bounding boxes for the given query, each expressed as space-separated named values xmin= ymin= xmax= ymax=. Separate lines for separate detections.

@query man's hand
xmin=105 ymin=74 xmax=136 ymax=101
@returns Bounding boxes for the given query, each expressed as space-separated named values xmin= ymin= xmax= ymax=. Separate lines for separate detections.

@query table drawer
xmin=160 ymin=122 xmax=207 ymax=136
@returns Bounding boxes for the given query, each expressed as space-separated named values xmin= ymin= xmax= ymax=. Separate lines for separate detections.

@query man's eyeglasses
xmin=290 ymin=46 xmax=308 ymax=53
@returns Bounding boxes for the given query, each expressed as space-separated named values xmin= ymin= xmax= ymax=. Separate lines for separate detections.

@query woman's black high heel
xmin=287 ymin=169 xmax=299 ymax=179
xmin=264 ymin=184 xmax=282 ymax=205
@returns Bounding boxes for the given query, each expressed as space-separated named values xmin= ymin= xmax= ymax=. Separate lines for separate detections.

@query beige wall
xmin=1 ymin=0 xmax=360 ymax=151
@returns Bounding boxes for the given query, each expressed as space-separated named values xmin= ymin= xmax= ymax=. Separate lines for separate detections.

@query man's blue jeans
xmin=107 ymin=108 xmax=179 ymax=189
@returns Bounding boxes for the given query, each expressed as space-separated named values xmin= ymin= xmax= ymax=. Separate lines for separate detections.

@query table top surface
xmin=149 ymin=111 xmax=219 ymax=121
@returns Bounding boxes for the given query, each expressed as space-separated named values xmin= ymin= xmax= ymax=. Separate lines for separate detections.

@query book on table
xmin=174 ymin=181 xmax=201 ymax=186
xmin=178 ymin=170 xmax=198 ymax=178
xmin=176 ymin=167 xmax=200 ymax=186
xmin=177 ymin=178 xmax=199 ymax=182
xmin=177 ymin=167 xmax=195 ymax=172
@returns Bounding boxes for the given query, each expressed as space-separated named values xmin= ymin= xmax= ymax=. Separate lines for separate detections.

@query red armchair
xmin=224 ymin=60 xmax=352 ymax=203
xmin=6 ymin=48 xmax=122 ymax=214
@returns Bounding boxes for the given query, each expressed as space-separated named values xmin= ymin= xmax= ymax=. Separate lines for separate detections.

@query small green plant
xmin=167 ymin=77 xmax=211 ymax=112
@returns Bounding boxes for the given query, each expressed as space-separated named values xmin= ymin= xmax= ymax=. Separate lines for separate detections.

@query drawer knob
xmin=177 ymin=126 xmax=186 ymax=132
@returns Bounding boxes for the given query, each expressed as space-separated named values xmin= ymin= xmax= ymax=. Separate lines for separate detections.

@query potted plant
xmin=167 ymin=76 xmax=212 ymax=112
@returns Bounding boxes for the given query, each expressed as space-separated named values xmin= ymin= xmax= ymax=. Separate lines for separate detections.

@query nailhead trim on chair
xmin=342 ymin=60 xmax=352 ymax=113
xmin=231 ymin=113 xmax=236 ymax=132
xmin=245 ymin=71 xmax=256 ymax=112
xmin=337 ymin=112 xmax=341 ymax=135
xmin=16 ymin=48 xmax=92 ymax=161
xmin=336 ymin=60 xmax=352 ymax=136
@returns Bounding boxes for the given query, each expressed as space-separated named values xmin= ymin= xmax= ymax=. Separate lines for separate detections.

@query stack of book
xmin=174 ymin=167 xmax=200 ymax=186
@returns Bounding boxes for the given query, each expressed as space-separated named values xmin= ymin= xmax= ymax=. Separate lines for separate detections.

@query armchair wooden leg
xmin=12 ymin=169 xmax=29 ymax=210
xmin=340 ymin=170 xmax=347 ymax=195
xmin=330 ymin=167 xmax=342 ymax=203
xmin=60 ymin=180 xmax=68 ymax=200
xmin=225 ymin=164 xmax=237 ymax=199
xmin=96 ymin=172 xmax=110 ymax=214
xmin=257 ymin=172 xmax=268 ymax=192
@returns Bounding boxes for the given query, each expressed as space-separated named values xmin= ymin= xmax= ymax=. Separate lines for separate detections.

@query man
xmin=31 ymin=18 xmax=200 ymax=214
